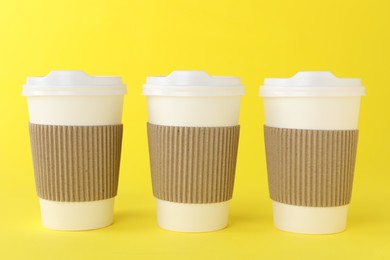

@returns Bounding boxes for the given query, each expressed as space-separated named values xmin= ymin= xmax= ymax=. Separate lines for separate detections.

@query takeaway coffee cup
xmin=143 ymin=71 xmax=245 ymax=232
xmin=260 ymin=71 xmax=365 ymax=234
xmin=23 ymin=71 xmax=126 ymax=230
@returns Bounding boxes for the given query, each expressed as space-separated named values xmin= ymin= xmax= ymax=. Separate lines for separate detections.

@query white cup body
xmin=263 ymin=96 xmax=361 ymax=130
xmin=146 ymin=96 xmax=241 ymax=127
xmin=272 ymin=201 xmax=349 ymax=234
xmin=27 ymin=96 xmax=124 ymax=126
xmin=27 ymin=95 xmax=124 ymax=230
xmin=24 ymin=71 xmax=126 ymax=231
xmin=144 ymin=71 xmax=244 ymax=232
xmin=261 ymin=72 xmax=365 ymax=234
xmin=264 ymin=96 xmax=359 ymax=234
xmin=147 ymin=96 xmax=241 ymax=232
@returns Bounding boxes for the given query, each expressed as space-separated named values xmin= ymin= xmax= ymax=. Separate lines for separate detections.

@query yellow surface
xmin=0 ymin=0 xmax=389 ymax=259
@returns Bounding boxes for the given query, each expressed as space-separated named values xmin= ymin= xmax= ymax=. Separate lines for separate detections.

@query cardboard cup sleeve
xmin=29 ymin=123 xmax=123 ymax=202
xmin=147 ymin=123 xmax=240 ymax=204
xmin=264 ymin=125 xmax=359 ymax=207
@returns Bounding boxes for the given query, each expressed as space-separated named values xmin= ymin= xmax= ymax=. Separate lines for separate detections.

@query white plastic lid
xmin=143 ymin=70 xmax=245 ymax=96
xmin=22 ymin=70 xmax=127 ymax=96
xmin=260 ymin=72 xmax=365 ymax=97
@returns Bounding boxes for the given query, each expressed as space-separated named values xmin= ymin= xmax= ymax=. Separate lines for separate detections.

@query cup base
xmin=156 ymin=199 xmax=230 ymax=232
xmin=272 ymin=200 xmax=348 ymax=234
xmin=39 ymin=198 xmax=115 ymax=231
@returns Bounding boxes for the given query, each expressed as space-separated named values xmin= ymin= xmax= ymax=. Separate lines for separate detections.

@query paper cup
xmin=260 ymin=72 xmax=365 ymax=234
xmin=23 ymin=71 xmax=126 ymax=230
xmin=143 ymin=71 xmax=244 ymax=232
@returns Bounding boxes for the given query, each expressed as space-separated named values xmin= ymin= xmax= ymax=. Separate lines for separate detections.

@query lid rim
xmin=260 ymin=72 xmax=365 ymax=97
xmin=23 ymin=71 xmax=127 ymax=96
xmin=23 ymin=84 xmax=126 ymax=89
xmin=146 ymin=70 xmax=242 ymax=87
xmin=260 ymin=86 xmax=366 ymax=97
xmin=143 ymin=71 xmax=244 ymax=96
xmin=22 ymin=86 xmax=127 ymax=96
xmin=142 ymin=84 xmax=245 ymax=97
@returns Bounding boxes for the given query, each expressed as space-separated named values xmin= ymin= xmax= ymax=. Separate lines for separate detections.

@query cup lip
xmin=22 ymin=70 xmax=127 ymax=96
xmin=260 ymin=86 xmax=366 ymax=97
xmin=143 ymin=85 xmax=245 ymax=97
xmin=143 ymin=70 xmax=245 ymax=97
xmin=260 ymin=71 xmax=366 ymax=97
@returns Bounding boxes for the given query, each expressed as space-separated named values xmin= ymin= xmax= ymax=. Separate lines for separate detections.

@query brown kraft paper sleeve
xmin=29 ymin=123 xmax=123 ymax=202
xmin=147 ymin=123 xmax=240 ymax=204
xmin=264 ymin=125 xmax=359 ymax=207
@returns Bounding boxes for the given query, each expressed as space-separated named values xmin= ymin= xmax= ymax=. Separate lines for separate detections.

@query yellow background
xmin=1 ymin=0 xmax=389 ymax=259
